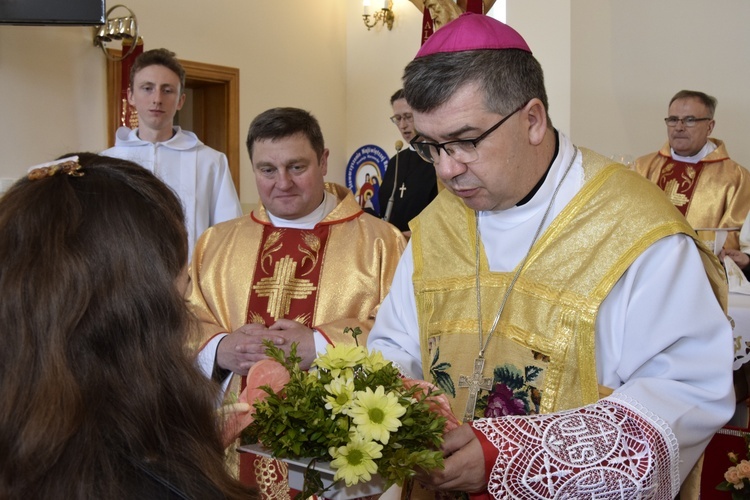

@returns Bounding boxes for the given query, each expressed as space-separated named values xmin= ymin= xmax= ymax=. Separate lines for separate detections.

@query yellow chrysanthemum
xmin=324 ymin=375 xmax=355 ymax=416
xmin=362 ymin=349 xmax=390 ymax=372
xmin=314 ymin=344 xmax=367 ymax=377
xmin=329 ymin=434 xmax=383 ymax=486
xmin=350 ymin=386 xmax=405 ymax=444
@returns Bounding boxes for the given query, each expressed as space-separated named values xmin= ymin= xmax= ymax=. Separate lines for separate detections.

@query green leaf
xmin=432 ymin=370 xmax=456 ymax=397
xmin=525 ymin=365 xmax=542 ymax=382
xmin=717 ymin=481 xmax=733 ymax=491
xmin=493 ymin=365 xmax=524 ymax=390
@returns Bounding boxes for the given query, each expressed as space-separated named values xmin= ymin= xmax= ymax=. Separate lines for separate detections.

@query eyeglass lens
xmin=390 ymin=114 xmax=413 ymax=124
xmin=414 ymin=141 xmax=477 ymax=163
xmin=664 ymin=117 xmax=710 ymax=127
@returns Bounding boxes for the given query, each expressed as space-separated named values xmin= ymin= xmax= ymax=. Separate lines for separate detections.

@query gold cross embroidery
xmin=663 ymin=179 xmax=690 ymax=207
xmin=253 ymin=255 xmax=317 ymax=320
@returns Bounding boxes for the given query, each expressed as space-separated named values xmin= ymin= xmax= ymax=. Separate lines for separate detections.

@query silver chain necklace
xmin=458 ymin=146 xmax=578 ymax=423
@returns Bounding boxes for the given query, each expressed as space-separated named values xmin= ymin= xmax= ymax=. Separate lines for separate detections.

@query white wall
xmin=571 ymin=0 xmax=750 ymax=166
xmin=507 ymin=0 xmax=571 ymax=136
xmin=0 ymin=25 xmax=108 ymax=179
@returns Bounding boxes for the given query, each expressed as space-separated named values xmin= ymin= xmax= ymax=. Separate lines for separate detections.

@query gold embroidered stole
xmin=656 ymin=159 xmax=706 ymax=217
xmin=410 ymin=148 xmax=725 ymax=419
xmin=242 ymin=227 xmax=332 ymax=500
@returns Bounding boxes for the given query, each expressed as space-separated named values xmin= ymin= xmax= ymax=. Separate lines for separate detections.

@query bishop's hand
xmin=414 ymin=423 xmax=487 ymax=493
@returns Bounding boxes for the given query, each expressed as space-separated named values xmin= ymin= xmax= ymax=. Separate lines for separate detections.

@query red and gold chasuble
xmin=634 ymin=140 xmax=750 ymax=250
xmin=655 ymin=159 xmax=706 ymax=218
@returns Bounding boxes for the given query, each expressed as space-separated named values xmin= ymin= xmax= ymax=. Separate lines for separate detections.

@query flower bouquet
xmin=717 ymin=431 xmax=750 ymax=498
xmin=240 ymin=327 xmax=454 ymax=499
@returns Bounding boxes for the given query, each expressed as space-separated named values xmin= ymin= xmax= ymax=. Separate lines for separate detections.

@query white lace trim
xmin=607 ymin=393 xmax=681 ymax=494
xmin=473 ymin=398 xmax=679 ymax=499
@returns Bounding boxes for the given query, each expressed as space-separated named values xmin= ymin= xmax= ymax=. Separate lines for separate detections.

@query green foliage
xmin=343 ymin=326 xmax=363 ymax=345
xmin=493 ymin=365 xmax=525 ymax=390
xmin=429 ymin=347 xmax=455 ymax=397
xmin=525 ymin=365 xmax=542 ymax=383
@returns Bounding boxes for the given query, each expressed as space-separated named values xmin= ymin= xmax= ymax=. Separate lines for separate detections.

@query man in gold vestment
xmin=368 ymin=14 xmax=733 ymax=499
xmin=634 ymin=90 xmax=750 ymax=250
xmin=187 ymin=107 xmax=405 ymax=497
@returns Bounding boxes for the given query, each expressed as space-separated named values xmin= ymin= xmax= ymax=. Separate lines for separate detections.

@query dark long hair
xmin=0 ymin=153 xmax=253 ymax=499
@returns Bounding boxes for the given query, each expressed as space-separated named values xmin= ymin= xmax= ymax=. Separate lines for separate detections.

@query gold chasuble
xmin=187 ymin=183 xmax=405 ymax=495
xmin=410 ymin=149 xmax=727 ymax=421
xmin=635 ymin=139 xmax=750 ymax=250
xmin=189 ymin=183 xmax=404 ymax=353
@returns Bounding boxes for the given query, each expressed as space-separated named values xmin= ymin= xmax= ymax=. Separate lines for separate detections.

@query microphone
xmin=383 ymin=140 xmax=403 ymax=222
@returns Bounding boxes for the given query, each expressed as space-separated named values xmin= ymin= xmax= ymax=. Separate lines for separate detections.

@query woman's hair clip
xmin=27 ymin=156 xmax=84 ymax=181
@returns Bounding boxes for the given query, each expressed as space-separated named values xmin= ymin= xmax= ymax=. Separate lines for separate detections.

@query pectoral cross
xmin=458 ymin=357 xmax=493 ymax=423
xmin=399 ymin=183 xmax=407 ymax=199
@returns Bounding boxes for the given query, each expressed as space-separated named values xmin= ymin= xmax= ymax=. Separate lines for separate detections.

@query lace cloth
xmin=473 ymin=397 xmax=679 ymax=499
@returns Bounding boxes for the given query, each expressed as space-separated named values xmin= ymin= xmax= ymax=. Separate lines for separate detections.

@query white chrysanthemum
xmin=349 ymin=386 xmax=406 ymax=444
xmin=329 ymin=434 xmax=383 ymax=486
xmin=314 ymin=344 xmax=367 ymax=378
xmin=362 ymin=349 xmax=390 ymax=373
xmin=324 ymin=375 xmax=356 ymax=416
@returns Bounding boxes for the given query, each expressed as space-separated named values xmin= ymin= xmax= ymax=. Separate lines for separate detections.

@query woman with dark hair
xmin=0 ymin=153 xmax=254 ymax=499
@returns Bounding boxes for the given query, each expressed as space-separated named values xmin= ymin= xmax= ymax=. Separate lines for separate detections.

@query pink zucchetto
xmin=416 ymin=12 xmax=531 ymax=58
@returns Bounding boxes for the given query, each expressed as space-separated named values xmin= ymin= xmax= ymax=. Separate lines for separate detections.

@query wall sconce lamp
xmin=93 ymin=4 xmax=140 ymax=62
xmin=363 ymin=0 xmax=395 ymax=31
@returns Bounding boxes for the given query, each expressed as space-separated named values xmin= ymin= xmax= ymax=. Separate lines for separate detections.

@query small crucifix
xmin=398 ymin=183 xmax=407 ymax=199
xmin=458 ymin=357 xmax=493 ymax=423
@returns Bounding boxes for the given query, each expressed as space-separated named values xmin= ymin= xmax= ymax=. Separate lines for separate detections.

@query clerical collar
xmin=671 ymin=139 xmax=717 ymax=164
xmin=516 ymin=129 xmax=560 ymax=207
xmin=136 ymin=126 xmax=179 ymax=144
xmin=267 ymin=191 xmax=337 ymax=229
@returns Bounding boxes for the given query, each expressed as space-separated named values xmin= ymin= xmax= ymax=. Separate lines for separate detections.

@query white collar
xmin=671 ymin=140 xmax=717 ymax=164
xmin=266 ymin=191 xmax=337 ymax=229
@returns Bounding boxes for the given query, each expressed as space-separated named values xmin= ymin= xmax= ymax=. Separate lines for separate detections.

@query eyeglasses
xmin=390 ymin=113 xmax=413 ymax=125
xmin=410 ymin=104 xmax=525 ymax=164
xmin=664 ymin=116 xmax=712 ymax=127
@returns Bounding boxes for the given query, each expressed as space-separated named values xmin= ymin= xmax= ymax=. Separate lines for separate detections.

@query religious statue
xmin=409 ymin=0 xmax=497 ymax=43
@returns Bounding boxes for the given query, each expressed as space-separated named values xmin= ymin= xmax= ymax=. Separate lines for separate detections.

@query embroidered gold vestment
xmin=410 ymin=149 xmax=726 ymax=420
xmin=189 ymin=183 xmax=404 ymax=356
xmin=635 ymin=139 xmax=750 ymax=250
